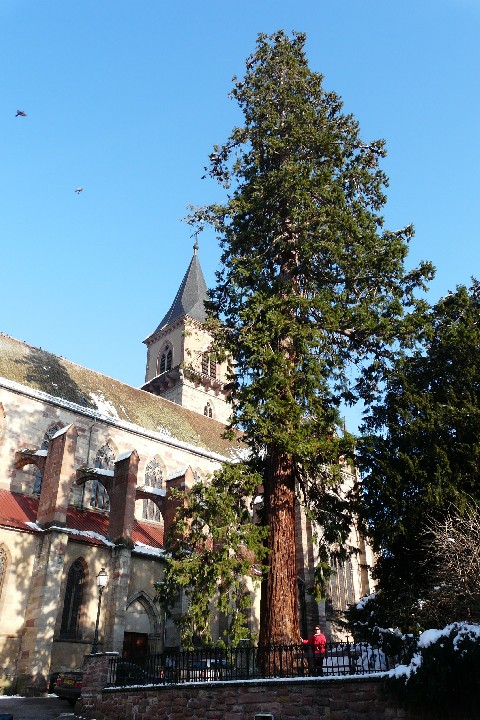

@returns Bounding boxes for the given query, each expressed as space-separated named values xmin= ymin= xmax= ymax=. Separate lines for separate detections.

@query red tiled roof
xmin=132 ymin=519 xmax=164 ymax=548
xmin=0 ymin=489 xmax=163 ymax=549
xmin=0 ymin=489 xmax=38 ymax=528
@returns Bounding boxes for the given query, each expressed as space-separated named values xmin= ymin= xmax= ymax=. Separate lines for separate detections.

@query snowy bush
xmin=388 ymin=622 xmax=480 ymax=718
xmin=345 ymin=592 xmax=411 ymax=662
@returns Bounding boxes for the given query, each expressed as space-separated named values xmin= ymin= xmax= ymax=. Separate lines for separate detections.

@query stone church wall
xmin=0 ymin=527 xmax=39 ymax=690
xmin=0 ymin=385 xmax=223 ymax=502
xmin=0 ymin=379 xmax=234 ymax=692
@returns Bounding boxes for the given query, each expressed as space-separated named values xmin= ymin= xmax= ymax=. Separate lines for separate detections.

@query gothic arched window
xmin=204 ymin=402 xmax=213 ymax=418
xmin=142 ymin=456 xmax=163 ymax=522
xmin=158 ymin=346 xmax=173 ymax=375
xmin=60 ymin=558 xmax=86 ymax=639
xmin=90 ymin=443 xmax=114 ymax=510
xmin=202 ymin=352 xmax=216 ymax=379
xmin=326 ymin=557 xmax=355 ymax=616
xmin=34 ymin=423 xmax=63 ymax=494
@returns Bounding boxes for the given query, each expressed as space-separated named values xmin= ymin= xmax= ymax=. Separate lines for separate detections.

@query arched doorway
xmin=122 ymin=592 xmax=161 ymax=662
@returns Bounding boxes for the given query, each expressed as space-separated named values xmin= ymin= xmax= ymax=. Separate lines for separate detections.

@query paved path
xmin=0 ymin=696 xmax=75 ymax=720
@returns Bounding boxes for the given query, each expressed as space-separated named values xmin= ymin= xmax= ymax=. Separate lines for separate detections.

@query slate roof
xmin=144 ymin=247 xmax=209 ymax=341
xmin=0 ymin=489 xmax=164 ymax=550
xmin=0 ymin=333 xmax=239 ymax=459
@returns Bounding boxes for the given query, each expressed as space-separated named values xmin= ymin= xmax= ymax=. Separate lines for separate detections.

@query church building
xmin=0 ymin=245 xmax=373 ymax=694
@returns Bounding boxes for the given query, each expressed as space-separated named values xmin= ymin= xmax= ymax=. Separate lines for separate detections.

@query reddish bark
xmin=259 ymin=448 xmax=300 ymax=647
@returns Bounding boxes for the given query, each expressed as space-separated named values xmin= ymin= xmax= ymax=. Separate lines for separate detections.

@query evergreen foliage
xmin=165 ymin=30 xmax=432 ymax=646
xmin=344 ymin=593 xmax=411 ymax=660
xmin=157 ymin=464 xmax=268 ymax=648
xmin=357 ymin=281 xmax=480 ymax=629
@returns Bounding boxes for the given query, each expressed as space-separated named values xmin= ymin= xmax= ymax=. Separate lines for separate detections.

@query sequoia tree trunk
xmin=259 ymin=447 xmax=300 ymax=648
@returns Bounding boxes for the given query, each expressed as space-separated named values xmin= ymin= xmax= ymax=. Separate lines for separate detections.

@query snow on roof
xmin=90 ymin=467 xmax=114 ymax=477
xmin=166 ymin=466 xmax=189 ymax=481
xmin=25 ymin=521 xmax=116 ymax=546
xmin=116 ymin=450 xmax=135 ymax=462
xmin=133 ymin=541 xmax=165 ymax=557
xmin=1 ymin=489 xmax=163 ymax=552
xmin=0 ymin=333 xmax=239 ymax=461
xmin=52 ymin=424 xmax=73 ymax=439
xmin=89 ymin=392 xmax=120 ymax=420
xmin=229 ymin=447 xmax=251 ymax=462
xmin=136 ymin=485 xmax=166 ymax=498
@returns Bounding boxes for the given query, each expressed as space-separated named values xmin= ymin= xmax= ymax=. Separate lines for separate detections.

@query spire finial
xmin=191 ymin=229 xmax=200 ymax=256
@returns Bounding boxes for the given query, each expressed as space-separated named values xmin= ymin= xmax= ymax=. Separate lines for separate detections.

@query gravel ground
xmin=0 ymin=695 xmax=78 ymax=720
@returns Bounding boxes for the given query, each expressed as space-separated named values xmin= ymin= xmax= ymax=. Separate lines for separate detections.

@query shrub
xmin=388 ymin=622 xmax=480 ymax=718
xmin=345 ymin=593 xmax=413 ymax=661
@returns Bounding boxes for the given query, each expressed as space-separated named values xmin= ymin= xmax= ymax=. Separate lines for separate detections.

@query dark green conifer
xmin=357 ymin=281 xmax=480 ymax=629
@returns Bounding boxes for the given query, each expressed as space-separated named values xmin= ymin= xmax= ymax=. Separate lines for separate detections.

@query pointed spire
xmin=144 ymin=245 xmax=209 ymax=341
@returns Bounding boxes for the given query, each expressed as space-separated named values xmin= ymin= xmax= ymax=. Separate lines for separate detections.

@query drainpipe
xmin=80 ymin=417 xmax=97 ymax=508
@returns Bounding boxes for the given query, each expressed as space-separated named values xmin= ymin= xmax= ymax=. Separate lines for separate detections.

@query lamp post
xmin=91 ymin=567 xmax=108 ymax=654
xmin=157 ymin=580 xmax=167 ymax=651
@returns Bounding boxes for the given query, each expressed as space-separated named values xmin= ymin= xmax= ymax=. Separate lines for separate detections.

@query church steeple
xmin=142 ymin=244 xmax=230 ymax=425
xmin=144 ymin=242 xmax=209 ymax=342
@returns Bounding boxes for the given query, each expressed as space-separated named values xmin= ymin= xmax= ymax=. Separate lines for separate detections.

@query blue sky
xmin=1 ymin=1 xmax=479 ymax=433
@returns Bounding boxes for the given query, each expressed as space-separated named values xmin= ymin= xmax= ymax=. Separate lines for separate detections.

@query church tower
xmin=142 ymin=243 xmax=231 ymax=424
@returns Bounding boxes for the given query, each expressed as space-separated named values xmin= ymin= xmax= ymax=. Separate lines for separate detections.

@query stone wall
xmin=76 ymin=654 xmax=422 ymax=720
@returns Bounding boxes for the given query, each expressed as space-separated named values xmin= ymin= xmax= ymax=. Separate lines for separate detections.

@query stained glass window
xmin=60 ymin=558 xmax=85 ymax=639
xmin=142 ymin=456 xmax=163 ymax=522
xmin=90 ymin=444 xmax=114 ymax=510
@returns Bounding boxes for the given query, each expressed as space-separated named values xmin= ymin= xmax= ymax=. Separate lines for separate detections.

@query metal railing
xmin=106 ymin=640 xmax=408 ymax=687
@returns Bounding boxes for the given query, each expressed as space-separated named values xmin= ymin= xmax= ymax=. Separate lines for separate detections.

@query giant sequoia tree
xmin=169 ymin=31 xmax=433 ymax=647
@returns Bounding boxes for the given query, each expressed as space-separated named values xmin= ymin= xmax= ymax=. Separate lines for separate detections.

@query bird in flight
xmin=16 ymin=110 xmax=27 ymax=117
xmin=75 ymin=187 xmax=83 ymax=194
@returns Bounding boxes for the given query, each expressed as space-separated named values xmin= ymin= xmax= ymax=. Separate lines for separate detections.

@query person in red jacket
xmin=302 ymin=625 xmax=327 ymax=676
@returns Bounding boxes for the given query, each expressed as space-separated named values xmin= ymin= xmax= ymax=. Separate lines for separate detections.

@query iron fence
xmin=106 ymin=640 xmax=409 ymax=687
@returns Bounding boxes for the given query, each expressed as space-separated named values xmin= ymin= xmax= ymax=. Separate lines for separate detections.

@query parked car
xmin=53 ymin=670 xmax=83 ymax=705
xmin=111 ymin=660 xmax=163 ymax=686
xmin=185 ymin=658 xmax=230 ymax=682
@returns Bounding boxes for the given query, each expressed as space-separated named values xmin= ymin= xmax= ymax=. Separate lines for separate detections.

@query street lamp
xmin=157 ymin=580 xmax=167 ymax=651
xmin=91 ymin=567 xmax=108 ymax=654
